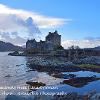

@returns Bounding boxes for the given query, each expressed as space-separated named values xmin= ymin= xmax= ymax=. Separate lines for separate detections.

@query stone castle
xmin=26 ymin=31 xmax=61 ymax=53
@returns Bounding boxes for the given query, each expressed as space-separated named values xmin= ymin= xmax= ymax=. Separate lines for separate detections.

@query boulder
xmin=26 ymin=81 xmax=46 ymax=87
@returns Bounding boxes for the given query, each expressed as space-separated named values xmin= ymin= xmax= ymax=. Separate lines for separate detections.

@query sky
xmin=0 ymin=0 xmax=100 ymax=48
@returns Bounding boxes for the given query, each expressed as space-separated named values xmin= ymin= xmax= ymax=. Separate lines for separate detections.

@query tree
xmin=68 ymin=45 xmax=80 ymax=61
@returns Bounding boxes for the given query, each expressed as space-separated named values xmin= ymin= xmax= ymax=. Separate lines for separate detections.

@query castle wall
xmin=26 ymin=31 xmax=61 ymax=53
xmin=26 ymin=39 xmax=37 ymax=50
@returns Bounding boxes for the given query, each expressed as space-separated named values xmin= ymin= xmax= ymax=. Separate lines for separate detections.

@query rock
xmin=26 ymin=81 xmax=46 ymax=87
xmin=63 ymin=77 xmax=100 ymax=87
xmin=52 ymin=73 xmax=76 ymax=79
xmin=8 ymin=51 xmax=26 ymax=56
xmin=28 ymin=56 xmax=75 ymax=68
xmin=5 ymin=74 xmax=12 ymax=77
xmin=27 ymin=56 xmax=82 ymax=73
xmin=8 ymin=51 xmax=19 ymax=56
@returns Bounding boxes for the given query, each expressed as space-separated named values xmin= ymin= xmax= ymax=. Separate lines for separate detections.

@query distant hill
xmin=0 ymin=41 xmax=24 ymax=51
xmin=84 ymin=46 xmax=100 ymax=51
xmin=93 ymin=46 xmax=100 ymax=50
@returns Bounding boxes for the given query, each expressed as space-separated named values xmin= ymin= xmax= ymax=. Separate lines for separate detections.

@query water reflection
xmin=0 ymin=52 xmax=100 ymax=100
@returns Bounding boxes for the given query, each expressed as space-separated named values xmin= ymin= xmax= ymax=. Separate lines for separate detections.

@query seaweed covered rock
xmin=26 ymin=81 xmax=46 ymax=87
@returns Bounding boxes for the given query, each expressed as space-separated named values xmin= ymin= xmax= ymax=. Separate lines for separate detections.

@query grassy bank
xmin=78 ymin=64 xmax=100 ymax=68
xmin=77 ymin=64 xmax=100 ymax=73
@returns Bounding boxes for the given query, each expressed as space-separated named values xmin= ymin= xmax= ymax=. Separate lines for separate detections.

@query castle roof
xmin=27 ymin=39 xmax=36 ymax=43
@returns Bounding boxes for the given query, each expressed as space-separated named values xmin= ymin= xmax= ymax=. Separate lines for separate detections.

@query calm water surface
xmin=0 ymin=52 xmax=100 ymax=99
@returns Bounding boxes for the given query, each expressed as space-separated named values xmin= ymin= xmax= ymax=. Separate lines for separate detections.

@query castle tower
xmin=46 ymin=30 xmax=61 ymax=47
xmin=26 ymin=39 xmax=37 ymax=49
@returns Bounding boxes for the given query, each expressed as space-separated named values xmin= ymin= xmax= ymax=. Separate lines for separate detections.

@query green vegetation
xmin=77 ymin=64 xmax=100 ymax=69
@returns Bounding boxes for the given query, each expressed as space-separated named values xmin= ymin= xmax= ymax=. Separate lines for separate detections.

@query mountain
xmin=0 ymin=41 xmax=24 ymax=51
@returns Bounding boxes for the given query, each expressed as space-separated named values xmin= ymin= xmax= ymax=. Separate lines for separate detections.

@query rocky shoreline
xmin=26 ymin=56 xmax=82 ymax=73
xmin=8 ymin=52 xmax=100 ymax=71
xmin=26 ymin=56 xmax=100 ymax=73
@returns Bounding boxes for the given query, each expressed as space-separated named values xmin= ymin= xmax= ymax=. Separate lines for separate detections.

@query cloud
xmin=84 ymin=37 xmax=100 ymax=41
xmin=62 ymin=38 xmax=100 ymax=49
xmin=0 ymin=4 xmax=70 ymax=29
xmin=0 ymin=4 xmax=71 ymax=45
xmin=0 ymin=32 xmax=26 ymax=46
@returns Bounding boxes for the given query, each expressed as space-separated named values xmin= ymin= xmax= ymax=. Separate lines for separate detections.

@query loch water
xmin=0 ymin=52 xmax=100 ymax=100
